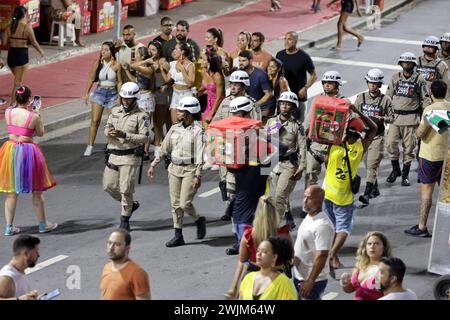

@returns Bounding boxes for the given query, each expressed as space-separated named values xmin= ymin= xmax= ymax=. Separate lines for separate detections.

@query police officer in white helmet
xmin=148 ymin=96 xmax=206 ymax=247
xmin=103 ymin=82 xmax=150 ymax=231
xmin=438 ymin=33 xmax=450 ymax=98
xmin=417 ymin=36 xmax=449 ymax=93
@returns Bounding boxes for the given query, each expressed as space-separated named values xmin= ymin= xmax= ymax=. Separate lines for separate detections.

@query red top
xmin=244 ymin=224 xmax=291 ymax=262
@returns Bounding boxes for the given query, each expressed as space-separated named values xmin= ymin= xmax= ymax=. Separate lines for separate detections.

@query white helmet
xmin=321 ymin=71 xmax=343 ymax=86
xmin=422 ymin=35 xmax=440 ymax=48
xmin=365 ymin=68 xmax=384 ymax=83
xmin=278 ymin=91 xmax=299 ymax=108
xmin=229 ymin=70 xmax=250 ymax=86
xmin=229 ymin=96 xmax=253 ymax=113
xmin=398 ymin=52 xmax=417 ymax=65
xmin=119 ymin=82 xmax=140 ymax=98
xmin=440 ymin=32 xmax=450 ymax=43
xmin=177 ymin=96 xmax=201 ymax=114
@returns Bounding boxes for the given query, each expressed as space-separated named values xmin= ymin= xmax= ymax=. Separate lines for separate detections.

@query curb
xmin=298 ymin=0 xmax=415 ymax=50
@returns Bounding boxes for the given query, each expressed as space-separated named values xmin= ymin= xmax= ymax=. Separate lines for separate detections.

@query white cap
xmin=321 ymin=71 xmax=343 ymax=86
xmin=229 ymin=70 xmax=250 ymax=86
xmin=278 ymin=91 xmax=299 ymax=108
xmin=230 ymin=96 xmax=253 ymax=113
xmin=177 ymin=96 xmax=201 ymax=114
xmin=119 ymin=82 xmax=140 ymax=99
xmin=365 ymin=68 xmax=384 ymax=83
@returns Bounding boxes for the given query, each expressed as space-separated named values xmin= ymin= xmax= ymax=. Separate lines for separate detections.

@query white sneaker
xmin=84 ymin=145 xmax=94 ymax=156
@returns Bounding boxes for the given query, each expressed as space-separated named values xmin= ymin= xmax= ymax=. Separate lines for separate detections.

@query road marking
xmin=322 ymin=292 xmax=339 ymax=300
xmin=312 ymin=57 xmax=402 ymax=71
xmin=25 ymin=255 xmax=68 ymax=275
xmin=198 ymin=187 xmax=220 ymax=198
xmin=364 ymin=36 xmax=422 ymax=46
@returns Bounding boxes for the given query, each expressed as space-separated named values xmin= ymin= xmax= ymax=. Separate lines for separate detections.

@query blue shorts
xmin=90 ymin=87 xmax=118 ymax=109
xmin=324 ymin=199 xmax=354 ymax=234
xmin=418 ymin=157 xmax=443 ymax=184
xmin=294 ymin=278 xmax=328 ymax=300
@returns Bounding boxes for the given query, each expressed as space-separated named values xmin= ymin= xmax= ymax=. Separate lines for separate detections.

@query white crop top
xmin=169 ymin=61 xmax=193 ymax=86
xmin=98 ymin=61 xmax=117 ymax=87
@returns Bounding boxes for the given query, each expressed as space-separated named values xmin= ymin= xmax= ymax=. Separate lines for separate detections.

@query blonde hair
xmin=355 ymin=231 xmax=392 ymax=271
xmin=252 ymin=195 xmax=280 ymax=247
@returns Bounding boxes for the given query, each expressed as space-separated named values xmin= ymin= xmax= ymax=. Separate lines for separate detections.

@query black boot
xmin=284 ymin=211 xmax=296 ymax=230
xmin=359 ymin=182 xmax=373 ymax=205
xmin=370 ymin=180 xmax=380 ymax=198
xmin=166 ymin=228 xmax=185 ymax=247
xmin=195 ymin=217 xmax=207 ymax=239
xmin=226 ymin=233 xmax=239 ymax=255
xmin=401 ymin=163 xmax=411 ymax=186
xmin=131 ymin=201 xmax=140 ymax=213
xmin=220 ymin=200 xmax=233 ymax=221
xmin=119 ymin=215 xmax=131 ymax=232
xmin=386 ymin=160 xmax=401 ymax=183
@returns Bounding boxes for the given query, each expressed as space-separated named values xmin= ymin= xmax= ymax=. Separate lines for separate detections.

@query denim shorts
xmin=138 ymin=91 xmax=155 ymax=113
xmin=90 ymin=87 xmax=118 ymax=109
xmin=324 ymin=199 xmax=355 ymax=234
xmin=294 ymin=278 xmax=328 ymax=300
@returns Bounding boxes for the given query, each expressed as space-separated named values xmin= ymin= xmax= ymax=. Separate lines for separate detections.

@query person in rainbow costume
xmin=0 ymin=86 xmax=57 ymax=236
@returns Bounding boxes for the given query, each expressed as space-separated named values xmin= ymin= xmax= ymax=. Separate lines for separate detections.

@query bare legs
xmin=10 ymin=65 xmax=27 ymax=105
xmin=88 ymin=103 xmax=105 ymax=146
xmin=419 ymin=183 xmax=435 ymax=230
xmin=5 ymin=192 xmax=53 ymax=228
xmin=335 ymin=12 xmax=364 ymax=49
xmin=329 ymin=232 xmax=348 ymax=268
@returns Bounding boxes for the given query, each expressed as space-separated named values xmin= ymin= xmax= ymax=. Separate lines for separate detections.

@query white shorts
xmin=138 ymin=91 xmax=155 ymax=113
xmin=170 ymin=88 xmax=194 ymax=110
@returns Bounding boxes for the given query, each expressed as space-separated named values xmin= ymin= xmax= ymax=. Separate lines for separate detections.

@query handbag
xmin=343 ymin=142 xmax=361 ymax=194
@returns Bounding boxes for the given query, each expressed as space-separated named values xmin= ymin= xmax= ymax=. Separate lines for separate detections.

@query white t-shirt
xmin=293 ymin=211 xmax=335 ymax=281
xmin=378 ymin=289 xmax=418 ymax=300
xmin=117 ymin=42 xmax=145 ymax=66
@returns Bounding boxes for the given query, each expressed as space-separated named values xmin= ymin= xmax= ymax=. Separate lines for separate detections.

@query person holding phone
xmin=0 ymin=86 xmax=57 ymax=236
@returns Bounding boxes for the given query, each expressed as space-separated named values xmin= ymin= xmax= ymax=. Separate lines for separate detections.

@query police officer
xmin=266 ymin=91 xmax=306 ymax=229
xmin=438 ymin=33 xmax=450 ymax=98
xmin=417 ymin=36 xmax=449 ymax=92
xmin=386 ymin=52 xmax=430 ymax=186
xmin=213 ymin=70 xmax=261 ymax=221
xmin=103 ymin=82 xmax=149 ymax=231
xmin=304 ymin=71 xmax=345 ymax=188
xmin=354 ymin=69 xmax=394 ymax=205
xmin=147 ymin=96 xmax=206 ymax=247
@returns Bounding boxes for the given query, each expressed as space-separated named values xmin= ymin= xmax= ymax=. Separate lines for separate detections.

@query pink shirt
xmin=351 ymin=270 xmax=383 ymax=300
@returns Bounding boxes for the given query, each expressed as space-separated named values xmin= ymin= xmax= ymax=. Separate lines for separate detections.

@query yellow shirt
xmin=325 ymin=141 xmax=364 ymax=206
xmin=239 ymin=272 xmax=297 ymax=300
xmin=419 ymin=101 xmax=450 ymax=162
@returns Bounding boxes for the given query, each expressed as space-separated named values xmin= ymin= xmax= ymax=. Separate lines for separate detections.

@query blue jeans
xmin=294 ymin=278 xmax=328 ymax=300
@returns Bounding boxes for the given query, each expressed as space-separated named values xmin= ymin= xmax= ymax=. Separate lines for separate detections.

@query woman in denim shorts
xmin=82 ymin=41 xmax=122 ymax=156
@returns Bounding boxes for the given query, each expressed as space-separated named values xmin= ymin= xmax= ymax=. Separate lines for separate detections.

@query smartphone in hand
xmin=32 ymin=95 xmax=41 ymax=110
xmin=39 ymin=289 xmax=60 ymax=300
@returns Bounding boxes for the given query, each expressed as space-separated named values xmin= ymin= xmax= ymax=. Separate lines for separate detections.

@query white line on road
xmin=25 ymin=255 xmax=68 ymax=275
xmin=311 ymin=57 xmax=402 ymax=71
xmin=364 ymin=36 xmax=422 ymax=46
xmin=198 ymin=187 xmax=220 ymax=198
xmin=322 ymin=292 xmax=339 ymax=300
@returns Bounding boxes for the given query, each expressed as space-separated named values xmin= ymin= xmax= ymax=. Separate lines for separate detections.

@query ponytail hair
xmin=15 ymin=85 xmax=32 ymax=105
xmin=11 ymin=5 xmax=27 ymax=34
xmin=207 ymin=27 xmax=224 ymax=48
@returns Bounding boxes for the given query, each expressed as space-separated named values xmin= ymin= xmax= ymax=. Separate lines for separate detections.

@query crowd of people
xmin=0 ymin=3 xmax=449 ymax=301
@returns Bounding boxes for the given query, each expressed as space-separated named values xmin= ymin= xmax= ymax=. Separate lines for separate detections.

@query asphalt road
xmin=0 ymin=0 xmax=448 ymax=300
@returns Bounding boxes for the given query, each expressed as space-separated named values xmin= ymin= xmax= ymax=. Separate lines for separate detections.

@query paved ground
xmin=0 ymin=0 xmax=448 ymax=300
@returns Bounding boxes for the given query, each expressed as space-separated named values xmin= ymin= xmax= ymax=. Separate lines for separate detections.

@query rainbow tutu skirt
xmin=0 ymin=140 xmax=56 ymax=193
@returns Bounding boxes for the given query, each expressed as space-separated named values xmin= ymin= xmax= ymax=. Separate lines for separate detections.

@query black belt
xmin=106 ymin=162 xmax=119 ymax=171
xmin=107 ymin=148 xmax=136 ymax=156
xmin=394 ymin=109 xmax=421 ymax=115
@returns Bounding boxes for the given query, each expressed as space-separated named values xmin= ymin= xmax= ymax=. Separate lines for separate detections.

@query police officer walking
xmin=304 ymin=71 xmax=345 ymax=188
xmin=103 ymin=82 xmax=150 ymax=231
xmin=266 ymin=92 xmax=306 ymax=229
xmin=385 ymin=52 xmax=430 ymax=186
xmin=147 ymin=96 xmax=206 ymax=247
xmin=212 ymin=70 xmax=261 ymax=221
xmin=417 ymin=36 xmax=449 ymax=92
xmin=354 ymin=69 xmax=394 ymax=205
xmin=438 ymin=33 xmax=450 ymax=98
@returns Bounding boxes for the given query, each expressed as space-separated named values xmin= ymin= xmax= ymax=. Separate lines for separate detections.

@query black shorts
xmin=7 ymin=47 xmax=29 ymax=68
xmin=418 ymin=157 xmax=443 ymax=184
xmin=341 ymin=0 xmax=354 ymax=13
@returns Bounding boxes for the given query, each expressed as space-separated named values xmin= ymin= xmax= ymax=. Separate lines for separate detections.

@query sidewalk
xmin=0 ymin=0 xmax=412 ymax=139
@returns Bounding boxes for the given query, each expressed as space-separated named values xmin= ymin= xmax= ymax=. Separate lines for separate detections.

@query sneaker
xmin=84 ymin=145 xmax=94 ymax=156
xmin=4 ymin=225 xmax=20 ymax=236
xmin=0 ymin=98 xmax=6 ymax=106
xmin=39 ymin=223 xmax=58 ymax=233
xmin=404 ymin=225 xmax=431 ymax=237
xmin=226 ymin=244 xmax=239 ymax=255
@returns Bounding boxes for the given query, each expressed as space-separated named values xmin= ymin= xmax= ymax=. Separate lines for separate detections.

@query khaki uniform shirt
xmin=436 ymin=51 xmax=450 ymax=97
xmin=105 ymin=106 xmax=149 ymax=166
xmin=265 ymin=115 xmax=307 ymax=172
xmin=212 ymin=94 xmax=262 ymax=122
xmin=386 ymin=71 xmax=431 ymax=126
xmin=152 ymin=121 xmax=205 ymax=177
xmin=354 ymin=92 xmax=394 ymax=136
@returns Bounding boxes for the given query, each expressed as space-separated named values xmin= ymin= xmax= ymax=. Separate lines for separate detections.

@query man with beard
xmin=116 ymin=25 xmax=145 ymax=83
xmin=153 ymin=16 xmax=173 ymax=46
xmin=250 ymin=32 xmax=273 ymax=72
xmin=378 ymin=257 xmax=417 ymax=300
xmin=100 ymin=229 xmax=151 ymax=300
xmin=0 ymin=235 xmax=41 ymax=300
xmin=162 ymin=20 xmax=201 ymax=62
